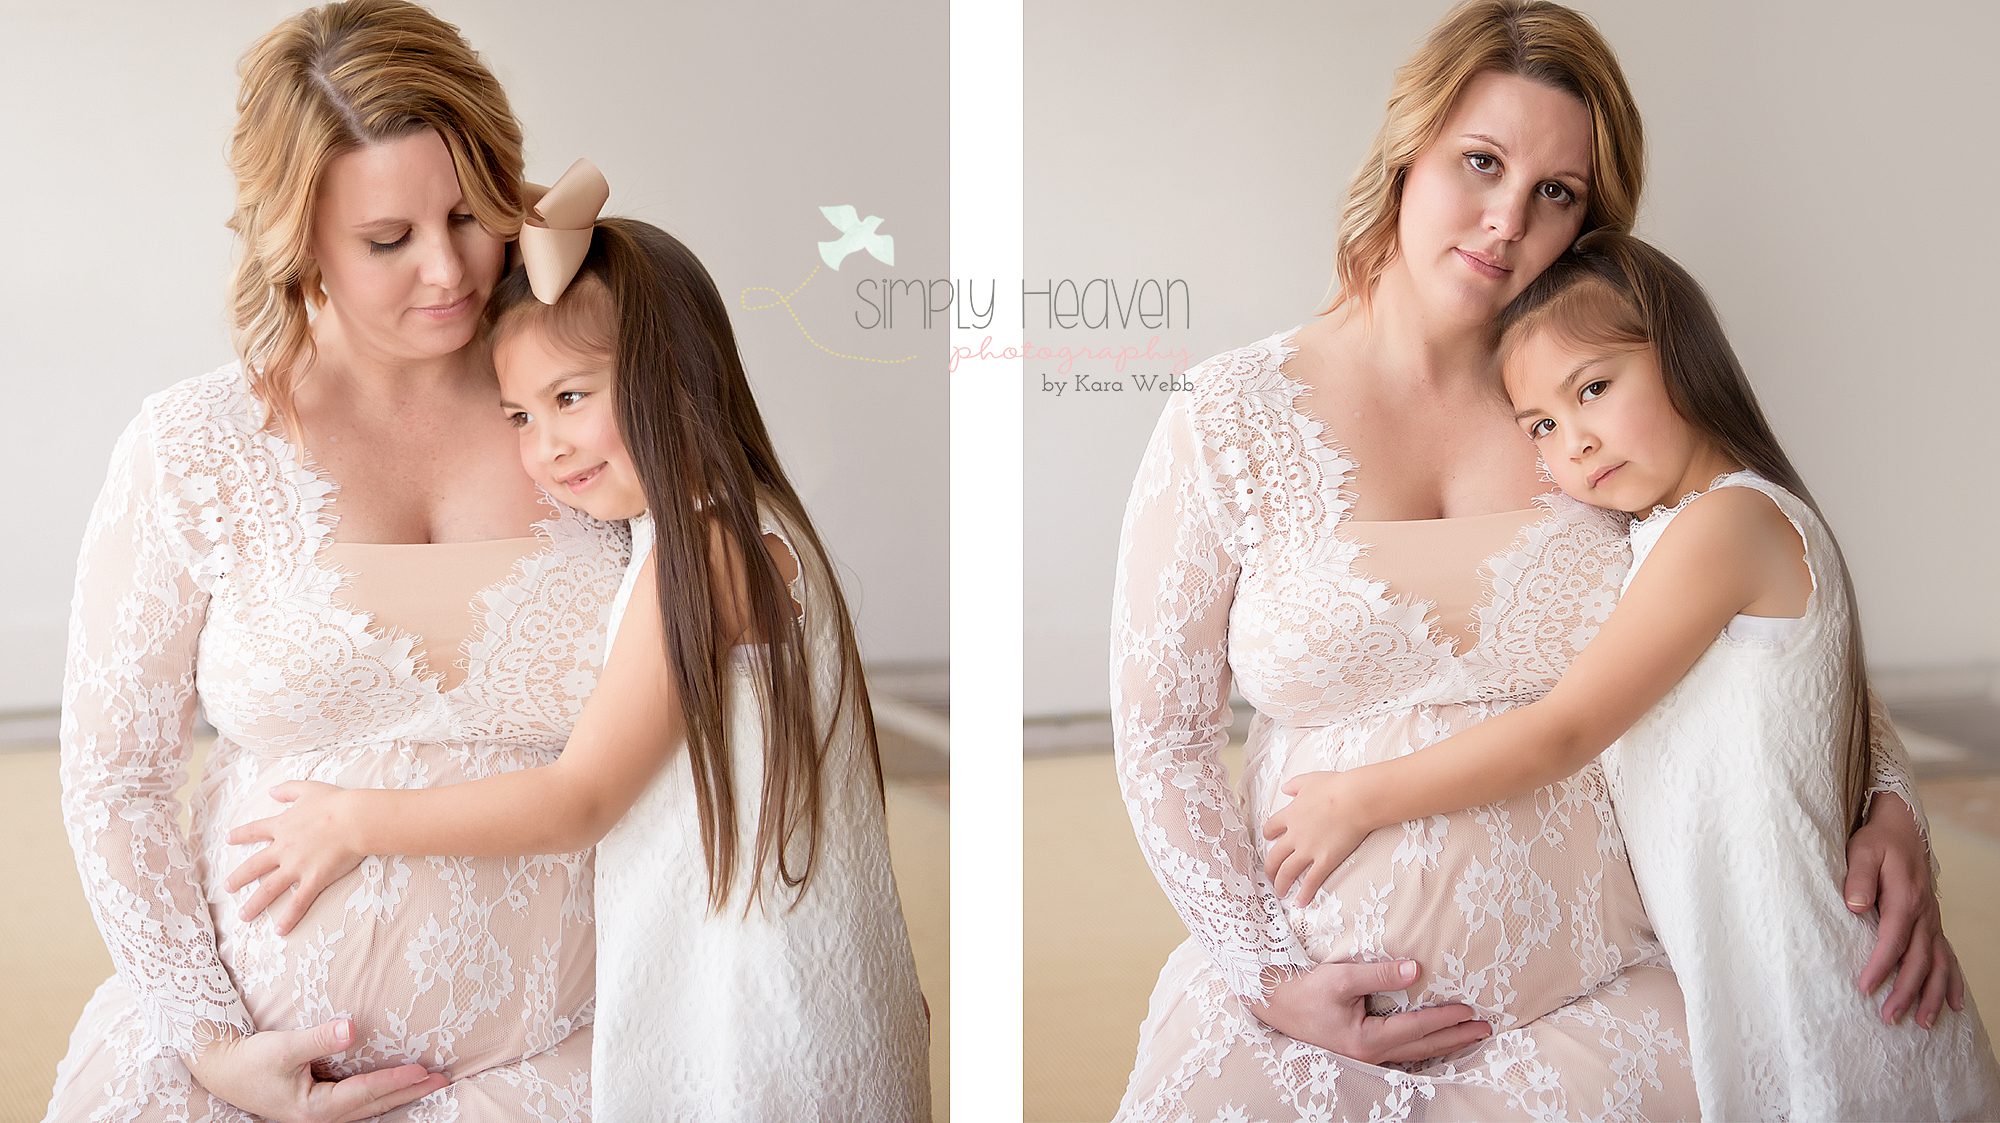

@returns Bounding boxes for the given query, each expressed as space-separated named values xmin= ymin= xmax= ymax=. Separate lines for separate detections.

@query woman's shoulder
xmin=131 ymin=362 xmax=262 ymax=446
xmin=1178 ymin=325 xmax=1305 ymax=401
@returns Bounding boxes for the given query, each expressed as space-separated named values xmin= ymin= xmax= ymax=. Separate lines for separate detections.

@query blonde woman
xmin=1110 ymin=2 xmax=1955 ymax=1117
xmin=46 ymin=2 xmax=623 ymax=1119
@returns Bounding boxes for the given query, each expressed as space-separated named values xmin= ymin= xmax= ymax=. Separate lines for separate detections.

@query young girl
xmin=221 ymin=169 xmax=931 ymax=1121
xmin=1260 ymin=230 xmax=2000 ymax=1120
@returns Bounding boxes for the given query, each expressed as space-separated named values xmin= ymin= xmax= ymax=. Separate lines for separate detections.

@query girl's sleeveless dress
xmin=1604 ymin=471 xmax=2000 ymax=1120
xmin=591 ymin=508 xmax=931 ymax=1121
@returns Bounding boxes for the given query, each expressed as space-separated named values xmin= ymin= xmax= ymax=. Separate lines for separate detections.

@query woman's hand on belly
xmin=225 ymin=781 xmax=364 ymax=935
xmin=1251 ymin=959 xmax=1491 ymax=1063
xmin=185 ymin=1019 xmax=449 ymax=1122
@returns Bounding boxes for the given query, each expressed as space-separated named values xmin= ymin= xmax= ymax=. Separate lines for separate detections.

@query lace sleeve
xmin=1862 ymin=687 xmax=1938 ymax=878
xmin=1109 ymin=393 xmax=1312 ymax=1003
xmin=58 ymin=406 xmax=255 ymax=1060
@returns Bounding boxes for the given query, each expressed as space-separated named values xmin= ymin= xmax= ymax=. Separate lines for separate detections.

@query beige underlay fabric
xmin=1341 ymin=507 xmax=1541 ymax=651
xmin=323 ymin=536 xmax=542 ymax=692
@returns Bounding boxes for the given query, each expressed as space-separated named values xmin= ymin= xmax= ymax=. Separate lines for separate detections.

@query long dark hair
xmin=1498 ymin=230 xmax=1873 ymax=831
xmin=489 ymin=217 xmax=883 ymax=910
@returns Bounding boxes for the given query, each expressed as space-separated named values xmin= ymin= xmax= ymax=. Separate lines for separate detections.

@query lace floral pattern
xmin=1110 ymin=327 xmax=1922 ymax=1120
xmin=1603 ymin=473 xmax=1998 ymax=1119
xmin=49 ymin=366 xmax=628 ymax=1120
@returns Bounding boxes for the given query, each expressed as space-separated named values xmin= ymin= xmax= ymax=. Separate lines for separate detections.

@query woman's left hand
xmin=1262 ymin=771 xmax=1374 ymax=906
xmin=1844 ymin=792 xmax=1965 ymax=1028
xmin=225 ymin=781 xmax=364 ymax=936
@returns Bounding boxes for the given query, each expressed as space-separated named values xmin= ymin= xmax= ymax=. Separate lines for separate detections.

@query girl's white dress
xmin=1604 ymin=471 xmax=2000 ymax=1120
xmin=591 ymin=508 xmax=931 ymax=1122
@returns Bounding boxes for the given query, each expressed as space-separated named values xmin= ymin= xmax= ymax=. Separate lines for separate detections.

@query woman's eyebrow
xmin=1461 ymin=133 xmax=1591 ymax=187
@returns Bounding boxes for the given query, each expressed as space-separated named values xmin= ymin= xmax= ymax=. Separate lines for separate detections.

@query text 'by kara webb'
xmin=853 ymin=278 xmax=1190 ymax=330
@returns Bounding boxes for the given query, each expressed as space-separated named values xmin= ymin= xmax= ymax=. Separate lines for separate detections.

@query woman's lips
xmin=1455 ymin=248 xmax=1511 ymax=279
xmin=414 ymin=293 xmax=473 ymax=320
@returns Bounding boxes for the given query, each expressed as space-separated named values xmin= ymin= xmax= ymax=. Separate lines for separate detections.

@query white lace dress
xmin=1109 ymin=328 xmax=1933 ymax=1122
xmin=592 ymin=509 xmax=930 ymax=1122
xmin=1603 ymin=472 xmax=2000 ymax=1121
xmin=46 ymin=366 xmax=628 ymax=1121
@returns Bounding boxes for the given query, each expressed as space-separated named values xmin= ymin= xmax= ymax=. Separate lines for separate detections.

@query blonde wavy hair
xmin=227 ymin=0 xmax=525 ymax=435
xmin=1328 ymin=0 xmax=1644 ymax=314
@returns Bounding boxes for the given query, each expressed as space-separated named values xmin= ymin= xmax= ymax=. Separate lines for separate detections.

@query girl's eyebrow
xmin=497 ymin=371 xmax=589 ymax=411
xmin=1511 ymin=357 xmax=1606 ymax=420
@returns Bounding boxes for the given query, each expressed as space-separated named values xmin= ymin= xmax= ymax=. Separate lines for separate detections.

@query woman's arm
xmin=1110 ymin=393 xmax=1315 ymax=1003
xmin=60 ymin=407 xmax=257 ymax=1058
xmin=226 ymin=553 xmax=682 ymax=933
xmin=1264 ymin=486 xmax=1789 ymax=903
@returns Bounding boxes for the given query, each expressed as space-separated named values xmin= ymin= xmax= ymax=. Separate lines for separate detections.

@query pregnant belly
xmin=197 ymin=753 xmax=595 ymax=1077
xmin=1260 ymin=718 xmax=1660 ymax=1029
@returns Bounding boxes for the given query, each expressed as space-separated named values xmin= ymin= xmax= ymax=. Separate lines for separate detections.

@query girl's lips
xmin=563 ymin=465 xmax=604 ymax=493
xmin=1590 ymin=463 xmax=1622 ymax=487
xmin=1455 ymin=248 xmax=1511 ymax=279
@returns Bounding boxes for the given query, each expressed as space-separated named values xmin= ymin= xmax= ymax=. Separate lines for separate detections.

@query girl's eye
xmin=368 ymin=231 xmax=411 ymax=253
xmin=1466 ymin=152 xmax=1499 ymax=175
xmin=1528 ymin=418 xmax=1555 ymax=440
xmin=1580 ymin=379 xmax=1608 ymax=401
xmin=505 ymin=411 xmax=531 ymax=429
xmin=555 ymin=390 xmax=586 ymax=409
xmin=1538 ymin=181 xmax=1577 ymax=206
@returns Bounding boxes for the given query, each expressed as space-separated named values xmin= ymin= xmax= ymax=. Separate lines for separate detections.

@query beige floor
xmin=0 ymin=743 xmax=950 ymax=1122
xmin=1024 ymin=748 xmax=2000 ymax=1123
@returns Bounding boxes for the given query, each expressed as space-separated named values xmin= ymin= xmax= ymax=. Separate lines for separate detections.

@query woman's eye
xmin=368 ymin=231 xmax=412 ymax=253
xmin=1539 ymin=181 xmax=1576 ymax=206
xmin=1580 ymin=380 xmax=1608 ymax=401
xmin=555 ymin=390 xmax=586 ymax=408
xmin=1466 ymin=152 xmax=1499 ymax=174
xmin=1528 ymin=418 xmax=1555 ymax=439
xmin=450 ymin=212 xmax=478 ymax=225
xmin=505 ymin=411 xmax=531 ymax=429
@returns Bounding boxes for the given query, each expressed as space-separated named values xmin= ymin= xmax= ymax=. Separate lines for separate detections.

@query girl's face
xmin=1503 ymin=324 xmax=1720 ymax=516
xmin=1391 ymin=71 xmax=1594 ymax=327
xmin=310 ymin=129 xmax=505 ymax=363
xmin=494 ymin=322 xmax=647 ymax=522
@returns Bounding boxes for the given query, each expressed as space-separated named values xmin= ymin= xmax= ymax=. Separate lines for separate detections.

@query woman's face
xmin=310 ymin=129 xmax=506 ymax=365
xmin=1392 ymin=71 xmax=1594 ymax=327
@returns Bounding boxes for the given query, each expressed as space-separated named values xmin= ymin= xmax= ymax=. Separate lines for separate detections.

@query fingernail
xmin=1399 ymin=961 xmax=1417 ymax=982
xmin=1846 ymin=898 xmax=1869 ymax=909
xmin=336 ymin=1019 xmax=351 ymax=1045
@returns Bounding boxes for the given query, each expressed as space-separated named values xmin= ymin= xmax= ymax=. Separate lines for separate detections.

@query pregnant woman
xmin=46 ymin=2 xmax=622 ymax=1118
xmin=1110 ymin=2 xmax=1954 ymax=1118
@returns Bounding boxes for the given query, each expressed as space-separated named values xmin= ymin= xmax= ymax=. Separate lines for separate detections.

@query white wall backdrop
xmin=0 ymin=0 xmax=947 ymax=713
xmin=1025 ymin=0 xmax=2000 ymax=719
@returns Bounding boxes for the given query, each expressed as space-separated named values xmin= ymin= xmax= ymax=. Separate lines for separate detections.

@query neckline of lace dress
xmin=1258 ymin=324 xmax=1566 ymax=665
xmin=244 ymin=371 xmax=588 ymax=699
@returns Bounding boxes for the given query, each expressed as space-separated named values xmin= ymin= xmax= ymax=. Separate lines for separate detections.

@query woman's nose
xmin=1485 ymin=190 xmax=1529 ymax=242
xmin=418 ymin=228 xmax=465 ymax=291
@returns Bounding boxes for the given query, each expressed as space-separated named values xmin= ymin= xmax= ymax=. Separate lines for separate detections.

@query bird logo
xmin=739 ymin=205 xmax=914 ymax=366
xmin=817 ymin=205 xmax=895 ymax=270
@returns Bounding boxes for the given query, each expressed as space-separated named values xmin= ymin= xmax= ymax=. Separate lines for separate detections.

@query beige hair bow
xmin=519 ymin=158 xmax=610 ymax=304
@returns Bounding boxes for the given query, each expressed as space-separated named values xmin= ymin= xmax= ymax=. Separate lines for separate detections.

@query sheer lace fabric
xmin=1602 ymin=473 xmax=2000 ymax=1120
xmin=47 ymin=367 xmax=627 ymax=1121
xmin=1110 ymin=329 xmax=1933 ymax=1121
xmin=591 ymin=510 xmax=930 ymax=1120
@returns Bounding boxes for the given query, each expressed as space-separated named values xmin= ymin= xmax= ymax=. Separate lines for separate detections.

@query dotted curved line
xmin=739 ymin=263 xmax=918 ymax=366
